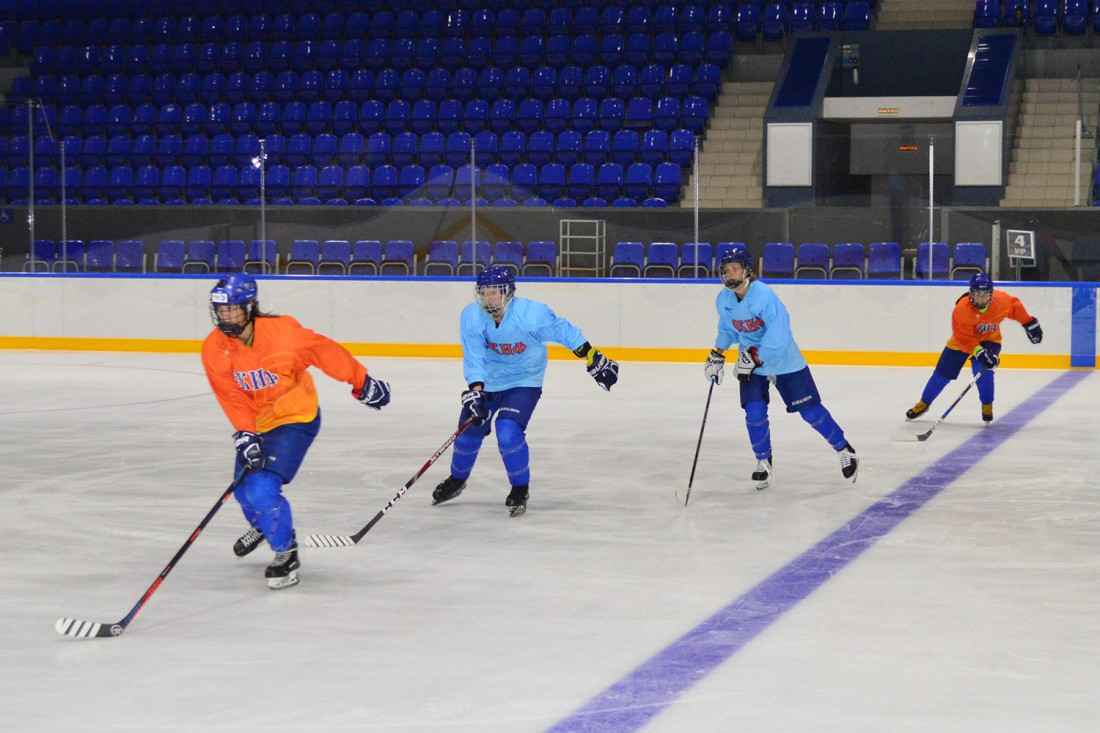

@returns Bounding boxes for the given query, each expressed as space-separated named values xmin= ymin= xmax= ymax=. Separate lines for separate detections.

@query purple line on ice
xmin=548 ymin=370 xmax=1088 ymax=733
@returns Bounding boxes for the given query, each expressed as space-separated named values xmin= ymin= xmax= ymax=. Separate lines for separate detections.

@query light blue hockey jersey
xmin=460 ymin=296 xmax=587 ymax=390
xmin=714 ymin=279 xmax=808 ymax=376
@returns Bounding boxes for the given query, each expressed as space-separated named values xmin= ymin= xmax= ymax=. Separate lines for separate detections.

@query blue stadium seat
xmin=640 ymin=130 xmax=669 ymax=166
xmin=867 ymin=241 xmax=902 ymax=279
xmin=350 ymin=240 xmax=383 ymax=275
xmin=913 ymin=242 xmax=950 ymax=279
xmin=372 ymin=164 xmax=398 ymax=200
xmin=795 ymin=243 xmax=830 ymax=279
xmin=679 ymin=242 xmax=714 ymax=278
xmin=83 ymin=240 xmax=114 ymax=272
xmin=830 ymin=243 xmax=865 ymax=279
xmin=538 ymin=163 xmax=566 ymax=201
xmin=183 ymin=240 xmax=216 ymax=273
xmin=523 ymin=241 xmax=558 ymax=276
xmin=653 ymin=162 xmax=682 ymax=202
xmin=624 ymin=163 xmax=653 ymax=199
xmin=492 ymin=241 xmax=525 ymax=275
xmin=284 ymin=239 xmax=320 ymax=275
xmin=597 ymin=162 xmax=625 ymax=200
xmin=951 ymin=242 xmax=988 ymax=279
xmin=425 ymin=240 xmax=459 ymax=275
xmin=790 ymin=3 xmax=818 ymax=34
xmin=186 ymin=165 xmax=213 ymax=202
xmin=567 ymin=162 xmax=596 ymax=200
xmin=458 ymin=240 xmax=491 ymax=276
xmin=318 ymin=240 xmax=351 ymax=275
xmin=645 ymin=242 xmax=679 ymax=277
xmin=215 ymin=240 xmax=246 ymax=272
xmin=610 ymin=241 xmax=644 ymax=277
xmin=612 ymin=130 xmax=640 ymax=166
xmin=761 ymin=242 xmax=795 ymax=278
xmin=382 ymin=240 xmax=416 ymax=275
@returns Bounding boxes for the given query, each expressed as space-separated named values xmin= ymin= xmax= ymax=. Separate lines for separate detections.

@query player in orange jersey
xmin=201 ymin=273 xmax=390 ymax=589
xmin=905 ymin=273 xmax=1042 ymax=425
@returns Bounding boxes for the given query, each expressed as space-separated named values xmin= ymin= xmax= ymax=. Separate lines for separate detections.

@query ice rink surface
xmin=2 ymin=352 xmax=1098 ymax=732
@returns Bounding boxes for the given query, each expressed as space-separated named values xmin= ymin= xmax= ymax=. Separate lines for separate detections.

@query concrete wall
xmin=0 ymin=274 xmax=1081 ymax=368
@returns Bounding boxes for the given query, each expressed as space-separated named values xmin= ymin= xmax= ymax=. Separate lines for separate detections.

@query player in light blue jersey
xmin=704 ymin=244 xmax=858 ymax=490
xmin=432 ymin=266 xmax=619 ymax=516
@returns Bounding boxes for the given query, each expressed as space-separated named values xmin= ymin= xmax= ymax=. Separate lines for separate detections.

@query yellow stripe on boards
xmin=0 ymin=337 xmax=1077 ymax=369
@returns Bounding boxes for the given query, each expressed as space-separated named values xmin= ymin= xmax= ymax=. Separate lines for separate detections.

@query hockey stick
xmin=304 ymin=418 xmax=474 ymax=547
xmin=56 ymin=472 xmax=246 ymax=639
xmin=894 ymin=366 xmax=991 ymax=442
xmin=678 ymin=377 xmax=717 ymax=506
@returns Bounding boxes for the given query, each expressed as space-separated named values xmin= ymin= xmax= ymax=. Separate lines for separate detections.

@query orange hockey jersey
xmin=946 ymin=290 xmax=1033 ymax=355
xmin=202 ymin=315 xmax=368 ymax=434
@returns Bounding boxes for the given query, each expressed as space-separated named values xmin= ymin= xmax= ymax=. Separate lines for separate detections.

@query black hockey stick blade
xmin=56 ymin=474 xmax=243 ymax=639
xmin=304 ymin=419 xmax=474 ymax=548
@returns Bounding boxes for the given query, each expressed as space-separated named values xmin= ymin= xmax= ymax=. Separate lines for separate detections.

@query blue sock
xmin=921 ymin=373 xmax=951 ymax=405
xmin=975 ymin=364 xmax=995 ymax=404
xmin=450 ymin=428 xmax=485 ymax=481
xmin=800 ymin=403 xmax=846 ymax=450
xmin=239 ymin=470 xmax=295 ymax=551
xmin=496 ymin=418 xmax=530 ymax=486
xmin=745 ymin=400 xmax=771 ymax=460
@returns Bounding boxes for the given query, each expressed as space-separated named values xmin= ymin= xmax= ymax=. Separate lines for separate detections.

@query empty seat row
xmin=6 ymin=128 xmax=700 ymax=168
xmin=10 ymin=96 xmax=709 ymax=143
xmin=974 ymin=0 xmax=1098 ymax=35
xmin=20 ymin=63 xmax=722 ymax=112
xmin=26 ymin=32 xmax=733 ymax=79
xmin=22 ymin=237 xmax=564 ymax=277
xmin=607 ymin=241 xmax=989 ymax=279
xmin=8 ymin=6 xmax=743 ymax=54
xmin=1 ymin=159 xmax=685 ymax=206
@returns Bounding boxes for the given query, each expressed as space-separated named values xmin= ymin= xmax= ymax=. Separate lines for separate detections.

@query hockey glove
xmin=233 ymin=431 xmax=265 ymax=472
xmin=704 ymin=348 xmax=725 ymax=384
xmin=461 ymin=389 xmax=490 ymax=425
xmin=586 ymin=349 xmax=619 ymax=391
xmin=973 ymin=346 xmax=1000 ymax=370
xmin=354 ymin=373 xmax=391 ymax=410
xmin=1024 ymin=318 xmax=1043 ymax=344
xmin=734 ymin=346 xmax=762 ymax=382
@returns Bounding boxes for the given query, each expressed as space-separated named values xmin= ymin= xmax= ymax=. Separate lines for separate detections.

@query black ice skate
xmin=505 ymin=485 xmax=528 ymax=517
xmin=905 ymin=400 xmax=929 ymax=420
xmin=264 ymin=535 xmax=300 ymax=590
xmin=837 ymin=442 xmax=859 ymax=484
xmin=233 ymin=526 xmax=265 ymax=558
xmin=981 ymin=403 xmax=993 ymax=424
xmin=432 ymin=475 xmax=467 ymax=505
xmin=752 ymin=457 xmax=772 ymax=491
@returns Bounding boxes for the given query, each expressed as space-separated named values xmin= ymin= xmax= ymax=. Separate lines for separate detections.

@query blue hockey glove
xmin=461 ymin=389 xmax=490 ymax=425
xmin=586 ymin=349 xmax=619 ymax=391
xmin=354 ymin=373 xmax=391 ymax=410
xmin=1024 ymin=318 xmax=1042 ymax=344
xmin=233 ymin=431 xmax=265 ymax=472
xmin=704 ymin=348 xmax=725 ymax=384
xmin=734 ymin=346 xmax=762 ymax=382
xmin=974 ymin=346 xmax=1000 ymax=369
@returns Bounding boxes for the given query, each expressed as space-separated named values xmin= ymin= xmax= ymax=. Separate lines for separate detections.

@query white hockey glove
xmin=734 ymin=346 xmax=762 ymax=383
xmin=704 ymin=349 xmax=725 ymax=384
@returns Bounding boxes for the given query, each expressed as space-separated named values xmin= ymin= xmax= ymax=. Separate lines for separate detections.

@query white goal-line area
xmin=2 ymin=352 xmax=1098 ymax=732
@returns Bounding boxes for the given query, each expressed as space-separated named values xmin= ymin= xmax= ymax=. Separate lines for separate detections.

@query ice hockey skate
xmin=506 ymin=485 xmax=528 ymax=517
xmin=752 ymin=458 xmax=772 ymax=491
xmin=265 ymin=535 xmax=300 ymax=590
xmin=982 ymin=403 xmax=993 ymax=424
xmin=233 ymin=526 xmax=264 ymax=558
xmin=432 ymin=475 xmax=467 ymax=505
xmin=905 ymin=400 xmax=929 ymax=420
xmin=837 ymin=442 xmax=859 ymax=483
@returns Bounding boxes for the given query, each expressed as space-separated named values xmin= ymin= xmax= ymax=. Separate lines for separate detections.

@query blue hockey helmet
xmin=718 ymin=244 xmax=754 ymax=290
xmin=210 ymin=272 xmax=258 ymax=336
xmin=968 ymin=272 xmax=994 ymax=308
xmin=475 ymin=266 xmax=516 ymax=318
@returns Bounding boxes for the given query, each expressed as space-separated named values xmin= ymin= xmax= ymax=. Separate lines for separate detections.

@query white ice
xmin=2 ymin=353 xmax=1098 ymax=732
